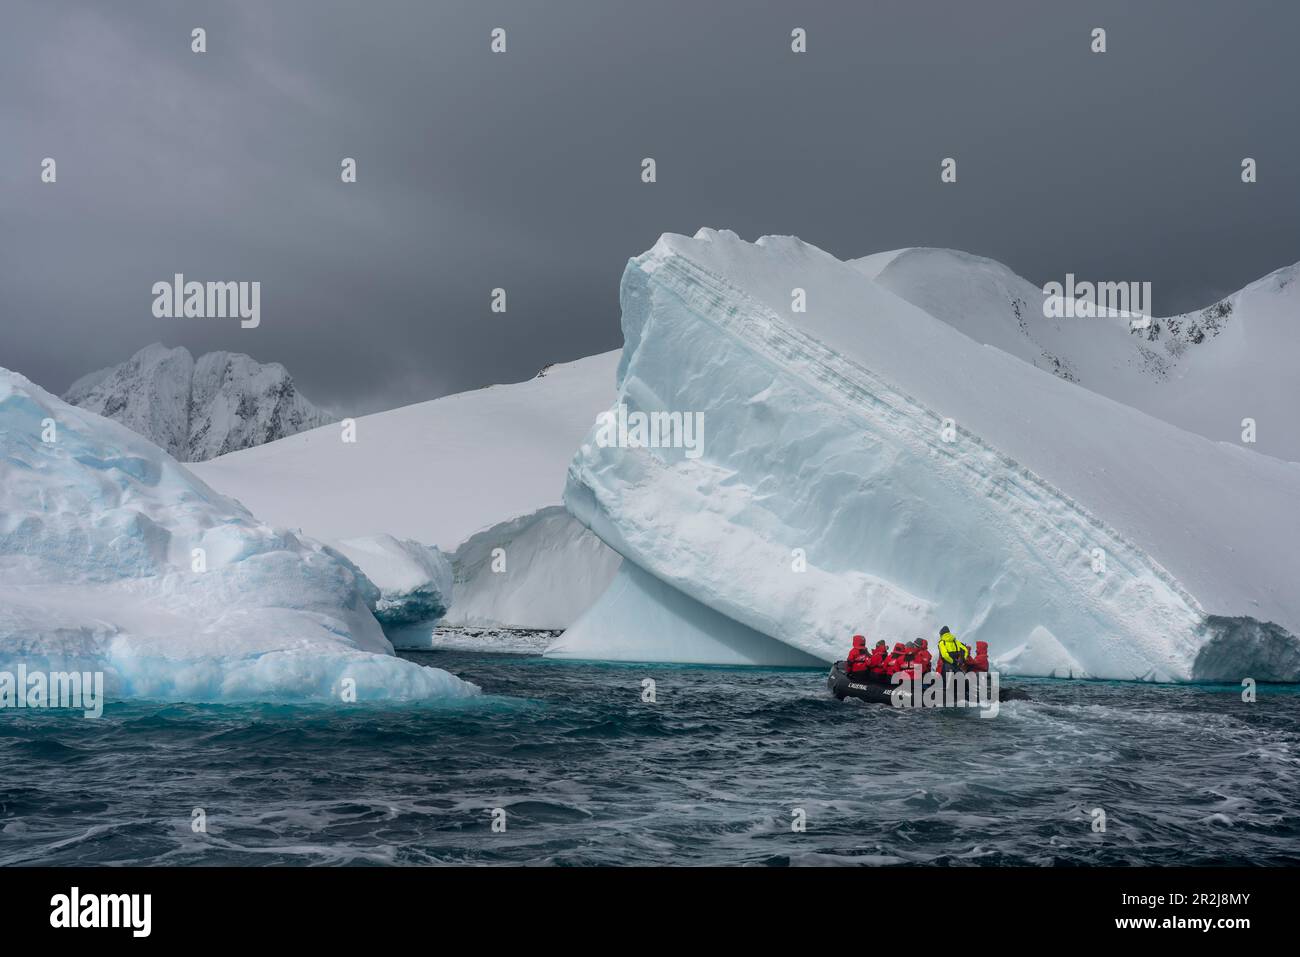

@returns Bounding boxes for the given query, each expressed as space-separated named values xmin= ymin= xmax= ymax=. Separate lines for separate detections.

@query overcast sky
xmin=4 ymin=0 xmax=1298 ymax=414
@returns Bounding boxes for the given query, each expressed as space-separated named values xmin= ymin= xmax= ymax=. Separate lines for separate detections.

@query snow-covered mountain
xmin=857 ymin=248 xmax=1300 ymax=461
xmin=554 ymin=229 xmax=1300 ymax=681
xmin=193 ymin=353 xmax=623 ymax=632
xmin=63 ymin=343 xmax=332 ymax=462
xmin=0 ymin=367 xmax=476 ymax=702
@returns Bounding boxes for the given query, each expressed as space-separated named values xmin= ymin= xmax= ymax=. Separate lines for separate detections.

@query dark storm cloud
xmin=3 ymin=0 xmax=1298 ymax=414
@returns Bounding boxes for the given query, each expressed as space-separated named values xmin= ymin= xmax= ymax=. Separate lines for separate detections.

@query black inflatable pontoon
xmin=827 ymin=661 xmax=1027 ymax=706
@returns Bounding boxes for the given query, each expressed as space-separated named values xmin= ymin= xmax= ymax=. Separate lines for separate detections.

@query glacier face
xmin=0 ymin=368 xmax=477 ymax=703
xmin=559 ymin=230 xmax=1300 ymax=680
xmin=63 ymin=343 xmax=331 ymax=462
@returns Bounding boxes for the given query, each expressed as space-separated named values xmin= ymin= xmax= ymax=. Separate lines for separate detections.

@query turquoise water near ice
xmin=2 ymin=650 xmax=1297 ymax=865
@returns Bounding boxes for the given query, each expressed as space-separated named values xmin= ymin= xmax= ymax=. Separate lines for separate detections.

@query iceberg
xmin=0 ymin=368 xmax=478 ymax=703
xmin=558 ymin=230 xmax=1300 ymax=681
xmin=331 ymin=534 xmax=454 ymax=628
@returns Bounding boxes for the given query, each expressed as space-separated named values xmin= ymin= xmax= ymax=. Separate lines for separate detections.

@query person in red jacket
xmin=969 ymin=640 xmax=989 ymax=673
xmin=866 ymin=640 xmax=889 ymax=677
xmin=883 ymin=642 xmax=911 ymax=676
xmin=912 ymin=638 xmax=933 ymax=673
xmin=846 ymin=635 xmax=871 ymax=675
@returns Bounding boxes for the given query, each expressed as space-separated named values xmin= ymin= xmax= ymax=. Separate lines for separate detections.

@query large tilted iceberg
xmin=553 ymin=230 xmax=1300 ymax=681
xmin=0 ymin=369 xmax=477 ymax=703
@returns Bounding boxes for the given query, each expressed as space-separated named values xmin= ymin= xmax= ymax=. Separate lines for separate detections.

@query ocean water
xmin=2 ymin=648 xmax=1297 ymax=866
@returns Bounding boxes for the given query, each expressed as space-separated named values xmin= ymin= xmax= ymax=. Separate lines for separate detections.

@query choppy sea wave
xmin=2 ymin=648 xmax=1297 ymax=866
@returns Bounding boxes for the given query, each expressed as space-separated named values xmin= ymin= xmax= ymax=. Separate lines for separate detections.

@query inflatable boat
xmin=827 ymin=661 xmax=1027 ymax=706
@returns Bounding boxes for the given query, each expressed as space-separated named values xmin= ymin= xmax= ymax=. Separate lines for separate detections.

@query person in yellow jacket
xmin=936 ymin=625 xmax=971 ymax=673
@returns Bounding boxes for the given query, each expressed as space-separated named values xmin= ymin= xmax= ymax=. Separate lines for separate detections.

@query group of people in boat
xmin=845 ymin=626 xmax=989 ymax=683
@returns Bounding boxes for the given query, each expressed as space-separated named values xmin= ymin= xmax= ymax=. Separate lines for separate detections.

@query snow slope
xmin=64 ymin=343 xmax=332 ymax=462
xmin=0 ymin=368 xmax=477 ymax=703
xmin=557 ymin=229 xmax=1300 ymax=681
xmin=860 ymin=248 xmax=1300 ymax=461
xmin=193 ymin=353 xmax=623 ymax=630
